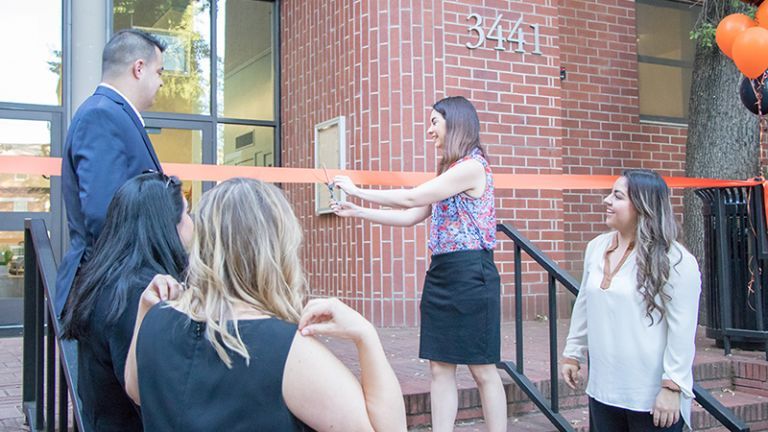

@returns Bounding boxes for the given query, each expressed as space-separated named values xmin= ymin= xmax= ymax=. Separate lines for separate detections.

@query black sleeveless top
xmin=136 ymin=304 xmax=305 ymax=431
xmin=77 ymin=280 xmax=145 ymax=431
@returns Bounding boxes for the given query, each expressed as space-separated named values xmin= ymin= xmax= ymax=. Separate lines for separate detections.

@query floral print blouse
xmin=429 ymin=148 xmax=496 ymax=255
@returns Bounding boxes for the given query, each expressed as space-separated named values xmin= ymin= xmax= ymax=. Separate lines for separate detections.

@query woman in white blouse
xmin=561 ymin=169 xmax=701 ymax=432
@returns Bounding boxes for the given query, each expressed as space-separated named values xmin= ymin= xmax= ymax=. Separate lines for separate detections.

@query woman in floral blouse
xmin=333 ymin=96 xmax=506 ymax=432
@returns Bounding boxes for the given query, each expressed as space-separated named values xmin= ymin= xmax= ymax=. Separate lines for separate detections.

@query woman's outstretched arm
xmin=332 ymin=200 xmax=431 ymax=227
xmin=334 ymin=158 xmax=485 ymax=209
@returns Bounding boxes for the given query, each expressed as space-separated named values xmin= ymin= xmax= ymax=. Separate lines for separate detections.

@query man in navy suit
xmin=55 ymin=29 xmax=166 ymax=316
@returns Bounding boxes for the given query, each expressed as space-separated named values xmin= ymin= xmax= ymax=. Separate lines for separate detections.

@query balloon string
xmin=757 ymin=72 xmax=768 ymax=160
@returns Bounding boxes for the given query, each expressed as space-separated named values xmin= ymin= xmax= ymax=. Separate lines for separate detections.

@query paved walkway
xmin=0 ymin=337 xmax=23 ymax=431
xmin=0 ymin=321 xmax=765 ymax=431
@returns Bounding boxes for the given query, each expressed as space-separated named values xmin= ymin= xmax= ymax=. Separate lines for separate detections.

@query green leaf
xmin=690 ymin=22 xmax=717 ymax=48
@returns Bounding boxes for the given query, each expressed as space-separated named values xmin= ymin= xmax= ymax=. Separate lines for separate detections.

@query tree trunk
xmin=684 ymin=1 xmax=761 ymax=323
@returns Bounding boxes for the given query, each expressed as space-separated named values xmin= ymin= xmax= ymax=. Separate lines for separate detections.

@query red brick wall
xmin=440 ymin=1 xmax=570 ymax=322
xmin=281 ymin=0 xmax=689 ymax=326
xmin=282 ymin=0 xmax=440 ymax=326
xmin=559 ymin=0 xmax=688 ymax=279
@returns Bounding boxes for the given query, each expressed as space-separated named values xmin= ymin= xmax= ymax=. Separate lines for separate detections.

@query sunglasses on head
xmin=142 ymin=169 xmax=180 ymax=188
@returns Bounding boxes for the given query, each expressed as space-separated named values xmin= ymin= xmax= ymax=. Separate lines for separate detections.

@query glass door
xmin=0 ymin=109 xmax=62 ymax=331
xmin=144 ymin=119 xmax=214 ymax=207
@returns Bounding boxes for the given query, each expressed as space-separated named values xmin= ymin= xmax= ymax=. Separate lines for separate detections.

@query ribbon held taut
xmin=0 ymin=156 xmax=761 ymax=190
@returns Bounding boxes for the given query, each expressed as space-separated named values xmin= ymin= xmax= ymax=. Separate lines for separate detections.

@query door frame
xmin=143 ymin=118 xmax=216 ymax=193
xmin=0 ymin=108 xmax=63 ymax=334
xmin=0 ymin=108 xmax=64 ymax=253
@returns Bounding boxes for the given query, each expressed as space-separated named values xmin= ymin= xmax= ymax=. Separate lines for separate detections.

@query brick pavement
xmin=0 ymin=322 xmax=765 ymax=431
xmin=0 ymin=337 xmax=24 ymax=431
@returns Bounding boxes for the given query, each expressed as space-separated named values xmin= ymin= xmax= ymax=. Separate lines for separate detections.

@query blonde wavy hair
xmin=171 ymin=178 xmax=307 ymax=367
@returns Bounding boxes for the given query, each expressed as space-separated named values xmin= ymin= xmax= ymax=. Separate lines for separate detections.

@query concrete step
xmin=414 ymin=387 xmax=768 ymax=431
xmin=450 ymin=406 xmax=589 ymax=432
xmin=404 ymin=359 xmax=737 ymax=428
xmin=694 ymin=387 xmax=768 ymax=431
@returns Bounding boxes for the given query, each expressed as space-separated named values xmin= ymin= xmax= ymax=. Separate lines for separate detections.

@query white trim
xmin=314 ymin=116 xmax=346 ymax=215
xmin=638 ymin=118 xmax=689 ymax=128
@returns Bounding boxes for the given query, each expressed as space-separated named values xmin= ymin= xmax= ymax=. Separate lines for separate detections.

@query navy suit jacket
xmin=55 ymin=86 xmax=161 ymax=315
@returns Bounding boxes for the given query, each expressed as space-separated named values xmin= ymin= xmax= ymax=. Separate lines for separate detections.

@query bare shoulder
xmin=460 ymin=157 xmax=486 ymax=172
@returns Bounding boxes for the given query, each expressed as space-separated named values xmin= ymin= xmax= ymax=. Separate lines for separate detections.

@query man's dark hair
xmin=101 ymin=29 xmax=167 ymax=78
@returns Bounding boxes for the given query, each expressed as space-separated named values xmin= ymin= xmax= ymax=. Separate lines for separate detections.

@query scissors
xmin=319 ymin=163 xmax=335 ymax=203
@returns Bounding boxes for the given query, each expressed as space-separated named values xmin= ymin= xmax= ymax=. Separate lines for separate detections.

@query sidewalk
xmin=0 ymin=321 xmax=765 ymax=431
xmin=0 ymin=337 xmax=23 ymax=431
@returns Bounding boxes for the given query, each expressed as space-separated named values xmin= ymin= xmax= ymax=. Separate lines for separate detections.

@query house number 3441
xmin=465 ymin=13 xmax=543 ymax=55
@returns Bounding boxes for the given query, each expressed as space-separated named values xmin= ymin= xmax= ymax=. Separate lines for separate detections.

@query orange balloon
xmin=716 ymin=13 xmax=756 ymax=58
xmin=757 ymin=2 xmax=768 ymax=29
xmin=732 ymin=26 xmax=768 ymax=78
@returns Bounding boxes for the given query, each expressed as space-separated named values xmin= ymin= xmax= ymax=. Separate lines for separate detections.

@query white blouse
xmin=563 ymin=232 xmax=701 ymax=429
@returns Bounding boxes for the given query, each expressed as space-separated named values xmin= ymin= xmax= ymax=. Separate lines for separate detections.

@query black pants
xmin=590 ymin=398 xmax=684 ymax=432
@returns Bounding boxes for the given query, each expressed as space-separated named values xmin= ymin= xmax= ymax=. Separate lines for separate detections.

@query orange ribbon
xmin=4 ymin=155 xmax=766 ymax=259
xmin=0 ymin=156 xmax=762 ymax=190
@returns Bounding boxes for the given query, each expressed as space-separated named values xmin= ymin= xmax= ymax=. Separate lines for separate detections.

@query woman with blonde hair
xmin=562 ymin=169 xmax=701 ymax=431
xmin=124 ymin=178 xmax=406 ymax=432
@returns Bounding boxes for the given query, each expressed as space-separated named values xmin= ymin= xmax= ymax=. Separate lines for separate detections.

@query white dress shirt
xmin=98 ymin=83 xmax=145 ymax=126
xmin=563 ymin=232 xmax=701 ymax=430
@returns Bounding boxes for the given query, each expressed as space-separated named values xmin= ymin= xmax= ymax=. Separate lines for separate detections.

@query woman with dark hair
xmin=123 ymin=178 xmax=406 ymax=431
xmin=61 ymin=172 xmax=191 ymax=431
xmin=332 ymin=96 xmax=506 ymax=431
xmin=561 ymin=169 xmax=701 ymax=432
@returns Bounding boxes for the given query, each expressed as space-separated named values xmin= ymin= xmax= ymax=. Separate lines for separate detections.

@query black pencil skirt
xmin=419 ymin=249 xmax=501 ymax=365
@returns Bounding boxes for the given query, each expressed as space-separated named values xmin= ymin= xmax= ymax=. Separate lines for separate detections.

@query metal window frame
xmin=0 ymin=108 xmax=65 ymax=336
xmin=107 ymin=0 xmax=282 ymax=166
xmin=636 ymin=0 xmax=701 ymax=125
xmin=0 ymin=0 xmax=68 ymax=261
xmin=0 ymin=0 xmax=69 ymax=116
xmin=636 ymin=0 xmax=701 ymax=11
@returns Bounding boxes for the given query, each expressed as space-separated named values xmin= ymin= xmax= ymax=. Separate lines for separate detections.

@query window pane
xmin=0 ymin=119 xmax=51 ymax=212
xmin=637 ymin=1 xmax=699 ymax=63
xmin=113 ymin=0 xmax=211 ymax=115
xmin=217 ymin=124 xmax=275 ymax=167
xmin=0 ymin=231 xmax=24 ymax=326
xmin=149 ymin=127 xmax=204 ymax=207
xmin=0 ymin=1 xmax=62 ymax=105
xmin=637 ymin=1 xmax=699 ymax=121
xmin=638 ymin=63 xmax=693 ymax=120
xmin=217 ymin=0 xmax=275 ymax=120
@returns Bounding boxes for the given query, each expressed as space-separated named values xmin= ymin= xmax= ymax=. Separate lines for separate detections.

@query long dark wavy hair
xmin=61 ymin=172 xmax=188 ymax=339
xmin=432 ymin=96 xmax=486 ymax=174
xmin=623 ymin=169 xmax=681 ymax=325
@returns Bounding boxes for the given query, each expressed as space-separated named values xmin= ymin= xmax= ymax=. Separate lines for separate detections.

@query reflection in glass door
xmin=217 ymin=124 xmax=275 ymax=167
xmin=145 ymin=120 xmax=212 ymax=208
xmin=0 ymin=230 xmax=24 ymax=329
xmin=113 ymin=0 xmax=211 ymax=116
xmin=0 ymin=111 xmax=62 ymax=332
xmin=0 ymin=118 xmax=52 ymax=213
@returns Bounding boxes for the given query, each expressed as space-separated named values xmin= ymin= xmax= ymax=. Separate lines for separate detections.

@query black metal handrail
xmin=693 ymin=382 xmax=749 ymax=431
xmin=496 ymin=223 xmax=749 ymax=432
xmin=16 ymin=216 xmax=751 ymax=431
xmin=21 ymin=218 xmax=84 ymax=431
xmin=495 ymin=223 xmax=576 ymax=431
